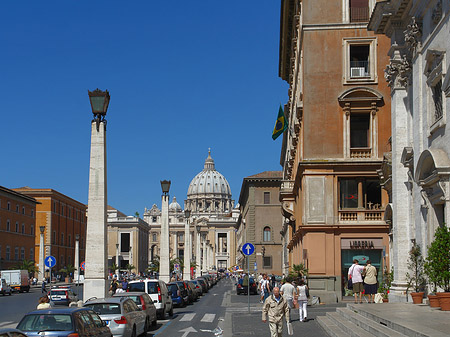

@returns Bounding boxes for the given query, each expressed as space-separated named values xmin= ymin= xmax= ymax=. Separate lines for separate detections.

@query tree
xmin=110 ymin=263 xmax=119 ymax=274
xmin=125 ymin=264 xmax=135 ymax=273
xmin=135 ymin=211 xmax=140 ymax=218
xmin=425 ymin=225 xmax=450 ymax=292
xmin=13 ymin=259 xmax=38 ymax=276
xmin=59 ymin=264 xmax=75 ymax=277
xmin=288 ymin=263 xmax=308 ymax=280
xmin=405 ymin=242 xmax=426 ymax=293
xmin=147 ymin=255 xmax=160 ymax=273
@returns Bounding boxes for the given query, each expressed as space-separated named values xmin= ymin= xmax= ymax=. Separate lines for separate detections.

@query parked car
xmin=127 ymin=279 xmax=173 ymax=319
xmin=0 ymin=279 xmax=12 ymax=296
xmin=190 ymin=280 xmax=205 ymax=295
xmin=236 ymin=277 xmax=258 ymax=295
xmin=48 ymin=286 xmax=78 ymax=306
xmin=113 ymin=292 xmax=157 ymax=328
xmin=187 ymin=281 xmax=201 ymax=300
xmin=179 ymin=281 xmax=196 ymax=303
xmin=195 ymin=278 xmax=208 ymax=293
xmin=167 ymin=283 xmax=186 ymax=307
xmin=0 ymin=328 xmax=27 ymax=337
xmin=83 ymin=297 xmax=146 ymax=337
xmin=16 ymin=307 xmax=112 ymax=337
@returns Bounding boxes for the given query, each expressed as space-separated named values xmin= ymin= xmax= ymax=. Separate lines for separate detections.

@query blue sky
xmin=0 ymin=1 xmax=288 ymax=215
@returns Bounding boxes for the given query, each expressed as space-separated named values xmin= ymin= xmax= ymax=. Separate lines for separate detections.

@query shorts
xmin=353 ymin=282 xmax=363 ymax=293
xmin=364 ymin=283 xmax=377 ymax=295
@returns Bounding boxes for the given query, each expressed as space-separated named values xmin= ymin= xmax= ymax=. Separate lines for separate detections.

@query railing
xmin=350 ymin=148 xmax=371 ymax=158
xmin=350 ymin=61 xmax=369 ymax=77
xmin=350 ymin=7 xmax=369 ymax=22
xmin=339 ymin=210 xmax=384 ymax=222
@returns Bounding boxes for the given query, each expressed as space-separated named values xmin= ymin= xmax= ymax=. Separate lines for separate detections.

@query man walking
xmin=348 ymin=259 xmax=365 ymax=303
xmin=262 ymin=287 xmax=290 ymax=337
xmin=280 ymin=277 xmax=295 ymax=321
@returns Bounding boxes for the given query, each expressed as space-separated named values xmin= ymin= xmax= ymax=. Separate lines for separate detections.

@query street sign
xmin=80 ymin=261 xmax=85 ymax=271
xmin=254 ymin=262 xmax=257 ymax=271
xmin=44 ymin=255 xmax=56 ymax=268
xmin=242 ymin=243 xmax=255 ymax=256
xmin=174 ymin=263 xmax=180 ymax=272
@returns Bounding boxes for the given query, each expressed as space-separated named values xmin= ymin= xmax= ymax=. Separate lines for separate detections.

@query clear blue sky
xmin=0 ymin=1 xmax=288 ymax=216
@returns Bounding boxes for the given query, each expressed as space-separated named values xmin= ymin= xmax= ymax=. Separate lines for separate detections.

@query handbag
xmin=305 ymin=286 xmax=310 ymax=298
xmin=348 ymin=278 xmax=353 ymax=290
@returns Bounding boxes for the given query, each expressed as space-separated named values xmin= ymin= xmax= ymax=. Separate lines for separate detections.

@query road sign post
xmin=242 ymin=243 xmax=255 ymax=313
xmin=45 ymin=255 xmax=56 ymax=284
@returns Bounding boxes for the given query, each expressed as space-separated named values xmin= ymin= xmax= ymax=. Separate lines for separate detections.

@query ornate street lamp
xmin=183 ymin=209 xmax=191 ymax=280
xmin=159 ymin=180 xmax=171 ymax=282
xmin=160 ymin=180 xmax=171 ymax=195
xmin=88 ymin=89 xmax=110 ymax=131
xmin=39 ymin=226 xmax=46 ymax=283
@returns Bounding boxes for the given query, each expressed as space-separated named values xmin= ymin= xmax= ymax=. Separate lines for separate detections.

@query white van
xmin=0 ymin=278 xmax=12 ymax=296
xmin=127 ymin=279 xmax=173 ymax=319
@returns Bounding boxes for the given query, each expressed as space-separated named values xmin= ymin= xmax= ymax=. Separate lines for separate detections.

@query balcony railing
xmin=350 ymin=7 xmax=369 ymax=22
xmin=339 ymin=209 xmax=384 ymax=222
xmin=350 ymin=148 xmax=371 ymax=158
xmin=350 ymin=61 xmax=369 ymax=78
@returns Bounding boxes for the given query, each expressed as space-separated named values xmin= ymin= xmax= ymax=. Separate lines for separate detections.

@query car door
xmin=161 ymin=282 xmax=172 ymax=311
xmin=129 ymin=300 xmax=145 ymax=334
xmin=88 ymin=310 xmax=111 ymax=337
xmin=80 ymin=310 xmax=97 ymax=337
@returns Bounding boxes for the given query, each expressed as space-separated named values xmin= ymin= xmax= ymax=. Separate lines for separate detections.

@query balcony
xmin=350 ymin=147 xmax=371 ymax=158
xmin=350 ymin=7 xmax=369 ymax=23
xmin=215 ymin=251 xmax=229 ymax=258
xmin=339 ymin=209 xmax=384 ymax=222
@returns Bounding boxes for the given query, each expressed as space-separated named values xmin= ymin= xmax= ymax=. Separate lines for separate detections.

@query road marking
xmin=201 ymin=313 xmax=215 ymax=322
xmin=180 ymin=313 xmax=196 ymax=321
xmin=0 ymin=322 xmax=16 ymax=328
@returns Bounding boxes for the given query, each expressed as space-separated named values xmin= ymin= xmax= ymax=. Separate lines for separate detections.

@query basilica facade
xmin=143 ymin=151 xmax=238 ymax=276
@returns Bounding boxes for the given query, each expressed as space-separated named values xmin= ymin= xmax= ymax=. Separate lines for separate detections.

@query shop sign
xmin=341 ymin=238 xmax=383 ymax=249
xmin=350 ymin=240 xmax=374 ymax=249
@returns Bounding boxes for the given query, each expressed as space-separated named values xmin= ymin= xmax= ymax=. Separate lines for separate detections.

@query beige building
xmin=236 ymin=171 xmax=285 ymax=276
xmin=107 ymin=206 xmax=149 ymax=274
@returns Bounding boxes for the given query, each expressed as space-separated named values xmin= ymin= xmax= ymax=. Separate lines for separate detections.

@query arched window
xmin=263 ymin=226 xmax=271 ymax=242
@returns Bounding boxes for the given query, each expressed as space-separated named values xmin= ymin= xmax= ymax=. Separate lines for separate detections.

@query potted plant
xmin=377 ymin=266 xmax=393 ymax=302
xmin=405 ymin=242 xmax=426 ymax=304
xmin=59 ymin=264 xmax=75 ymax=283
xmin=424 ymin=225 xmax=450 ymax=310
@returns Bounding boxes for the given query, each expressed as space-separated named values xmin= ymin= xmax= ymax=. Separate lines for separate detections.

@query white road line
xmin=0 ymin=322 xmax=16 ymax=328
xmin=180 ymin=313 xmax=196 ymax=321
xmin=200 ymin=313 xmax=215 ymax=322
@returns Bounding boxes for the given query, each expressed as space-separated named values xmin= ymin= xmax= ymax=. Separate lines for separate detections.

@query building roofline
xmin=0 ymin=185 xmax=40 ymax=204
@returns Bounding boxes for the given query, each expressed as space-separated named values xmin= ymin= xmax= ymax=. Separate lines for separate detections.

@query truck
xmin=0 ymin=270 xmax=30 ymax=292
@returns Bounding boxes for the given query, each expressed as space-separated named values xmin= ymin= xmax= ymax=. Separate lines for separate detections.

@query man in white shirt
xmin=280 ymin=278 xmax=296 ymax=322
xmin=348 ymin=259 xmax=365 ymax=303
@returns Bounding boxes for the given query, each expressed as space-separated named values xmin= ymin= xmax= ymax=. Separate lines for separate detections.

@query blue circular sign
xmin=44 ymin=255 xmax=56 ymax=268
xmin=242 ymin=243 xmax=255 ymax=256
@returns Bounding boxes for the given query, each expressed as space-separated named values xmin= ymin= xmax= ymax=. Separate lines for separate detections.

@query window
xmin=30 ymin=248 xmax=34 ymax=261
xmin=61 ymin=233 xmax=64 ymax=246
xmin=152 ymin=233 xmax=157 ymax=242
xmin=21 ymin=223 xmax=25 ymax=234
xmin=178 ymin=233 xmax=184 ymax=242
xmin=339 ymin=178 xmax=381 ymax=209
xmin=53 ymin=201 xmax=56 ymax=213
xmin=61 ymin=205 xmax=64 ymax=216
xmin=30 ymin=225 xmax=34 ymax=235
xmin=15 ymin=222 xmax=19 ymax=232
xmin=264 ymin=192 xmax=270 ymax=204
xmin=15 ymin=247 xmax=19 ymax=260
xmin=343 ymin=37 xmax=377 ymax=84
xmin=432 ymin=79 xmax=443 ymax=123
xmin=6 ymin=220 xmax=10 ymax=231
xmin=263 ymin=227 xmax=271 ymax=242
xmin=425 ymin=50 xmax=446 ymax=134
xmin=121 ymin=233 xmax=130 ymax=252
xmin=22 ymin=206 xmax=25 ymax=215
xmin=16 ymin=204 xmax=19 ymax=212
xmin=68 ymin=234 xmax=71 ymax=247
xmin=349 ymin=0 xmax=369 ymax=22
xmin=20 ymin=247 xmax=25 ymax=260
xmin=263 ymin=256 xmax=272 ymax=268
xmin=350 ymin=114 xmax=370 ymax=148
xmin=7 ymin=202 xmax=10 ymax=211
xmin=31 ymin=209 xmax=34 ymax=217
xmin=152 ymin=216 xmax=157 ymax=223
xmin=6 ymin=246 xmax=10 ymax=260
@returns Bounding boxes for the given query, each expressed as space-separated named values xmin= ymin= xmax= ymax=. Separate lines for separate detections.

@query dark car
xmin=188 ymin=281 xmax=202 ymax=298
xmin=195 ymin=278 xmax=208 ymax=293
xmin=167 ymin=283 xmax=187 ymax=307
xmin=16 ymin=307 xmax=112 ymax=337
xmin=175 ymin=281 xmax=192 ymax=304
xmin=237 ymin=277 xmax=258 ymax=295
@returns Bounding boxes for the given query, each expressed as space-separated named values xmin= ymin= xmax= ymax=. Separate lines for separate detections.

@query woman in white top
xmin=296 ymin=279 xmax=309 ymax=322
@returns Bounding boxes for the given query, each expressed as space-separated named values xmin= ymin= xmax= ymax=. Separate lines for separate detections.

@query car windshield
xmin=167 ymin=284 xmax=178 ymax=294
xmin=238 ymin=278 xmax=255 ymax=285
xmin=17 ymin=314 xmax=73 ymax=332
xmin=125 ymin=296 xmax=141 ymax=305
xmin=50 ymin=290 xmax=67 ymax=296
xmin=128 ymin=282 xmax=158 ymax=294
xmin=84 ymin=303 xmax=121 ymax=315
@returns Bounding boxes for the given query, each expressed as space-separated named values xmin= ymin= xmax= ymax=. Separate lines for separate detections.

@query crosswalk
xmin=178 ymin=313 xmax=223 ymax=322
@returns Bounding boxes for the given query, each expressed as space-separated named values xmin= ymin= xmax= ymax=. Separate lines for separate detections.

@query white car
xmin=0 ymin=279 xmax=12 ymax=296
xmin=128 ymin=279 xmax=173 ymax=319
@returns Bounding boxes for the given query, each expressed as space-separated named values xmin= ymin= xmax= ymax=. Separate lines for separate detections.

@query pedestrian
xmin=122 ymin=279 xmax=128 ymax=291
xmin=296 ymin=279 xmax=309 ymax=322
xmin=41 ymin=280 xmax=47 ymax=294
xmin=348 ymin=259 xmax=365 ymax=304
xmin=363 ymin=260 xmax=377 ymax=303
xmin=262 ymin=287 xmax=290 ymax=337
xmin=109 ymin=278 xmax=118 ymax=295
xmin=271 ymin=274 xmax=276 ymax=288
xmin=280 ymin=277 xmax=295 ymax=322
xmin=261 ymin=274 xmax=271 ymax=302
xmin=115 ymin=283 xmax=125 ymax=293
xmin=37 ymin=296 xmax=51 ymax=309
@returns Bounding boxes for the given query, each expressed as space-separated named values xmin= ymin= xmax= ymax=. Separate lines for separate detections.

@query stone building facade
xmin=0 ymin=186 xmax=38 ymax=270
xmin=369 ymin=0 xmax=450 ymax=302
xmin=236 ymin=171 xmax=285 ymax=276
xmin=278 ymin=0 xmax=392 ymax=302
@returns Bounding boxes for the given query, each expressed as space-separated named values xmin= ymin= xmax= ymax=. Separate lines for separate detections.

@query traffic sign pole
xmin=247 ymin=254 xmax=250 ymax=313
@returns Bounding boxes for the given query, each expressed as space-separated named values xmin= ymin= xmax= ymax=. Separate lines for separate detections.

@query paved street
xmin=0 ymin=278 xmax=343 ymax=336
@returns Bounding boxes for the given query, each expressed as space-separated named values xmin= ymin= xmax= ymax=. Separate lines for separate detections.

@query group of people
xmin=261 ymin=276 xmax=310 ymax=337
xmin=348 ymin=259 xmax=377 ymax=303
xmin=109 ymin=277 xmax=129 ymax=295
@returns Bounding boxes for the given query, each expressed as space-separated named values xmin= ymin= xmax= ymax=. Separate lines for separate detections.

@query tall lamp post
xmin=195 ymin=225 xmax=201 ymax=278
xmin=84 ymin=88 xmax=110 ymax=301
xmin=74 ymin=234 xmax=80 ymax=283
xmin=183 ymin=209 xmax=191 ymax=280
xmin=159 ymin=180 xmax=171 ymax=282
xmin=115 ymin=243 xmax=120 ymax=277
xmin=39 ymin=226 xmax=45 ymax=283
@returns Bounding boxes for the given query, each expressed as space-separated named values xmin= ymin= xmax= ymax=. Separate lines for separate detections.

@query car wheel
xmin=152 ymin=317 xmax=157 ymax=326
xmin=143 ymin=318 xmax=149 ymax=334
xmin=169 ymin=306 xmax=174 ymax=317
xmin=131 ymin=326 xmax=136 ymax=337
xmin=159 ymin=307 xmax=166 ymax=320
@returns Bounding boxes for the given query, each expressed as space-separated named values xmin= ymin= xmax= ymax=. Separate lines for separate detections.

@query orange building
xmin=278 ymin=0 xmax=391 ymax=302
xmin=13 ymin=187 xmax=87 ymax=276
xmin=0 ymin=186 xmax=38 ymax=270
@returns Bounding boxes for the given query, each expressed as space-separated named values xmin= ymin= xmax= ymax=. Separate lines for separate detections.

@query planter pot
xmin=382 ymin=298 xmax=389 ymax=303
xmin=428 ymin=294 xmax=440 ymax=308
xmin=410 ymin=292 xmax=424 ymax=304
xmin=437 ymin=292 xmax=450 ymax=311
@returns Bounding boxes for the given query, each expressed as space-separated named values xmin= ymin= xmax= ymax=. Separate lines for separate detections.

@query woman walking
xmin=296 ymin=279 xmax=309 ymax=322
xmin=363 ymin=260 xmax=377 ymax=303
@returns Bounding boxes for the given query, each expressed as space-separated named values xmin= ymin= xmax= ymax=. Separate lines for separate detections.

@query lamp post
xmin=39 ymin=226 xmax=45 ymax=283
xmin=84 ymin=88 xmax=110 ymax=301
xmin=115 ymin=243 xmax=120 ymax=277
xmin=183 ymin=209 xmax=191 ymax=280
xmin=74 ymin=234 xmax=80 ymax=284
xmin=159 ymin=180 xmax=171 ymax=282
xmin=196 ymin=225 xmax=201 ymax=278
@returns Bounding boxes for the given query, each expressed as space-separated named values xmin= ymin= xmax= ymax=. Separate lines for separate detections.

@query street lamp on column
xmin=159 ymin=180 xmax=171 ymax=282
xmin=183 ymin=209 xmax=191 ymax=280
xmin=39 ymin=226 xmax=45 ymax=283
xmin=74 ymin=234 xmax=80 ymax=284
xmin=115 ymin=244 xmax=119 ymax=277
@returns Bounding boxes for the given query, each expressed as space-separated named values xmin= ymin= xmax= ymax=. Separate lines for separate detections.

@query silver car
xmin=83 ymin=297 xmax=146 ymax=337
xmin=113 ymin=292 xmax=157 ymax=329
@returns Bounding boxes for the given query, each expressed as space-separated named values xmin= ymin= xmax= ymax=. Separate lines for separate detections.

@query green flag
xmin=272 ymin=105 xmax=288 ymax=140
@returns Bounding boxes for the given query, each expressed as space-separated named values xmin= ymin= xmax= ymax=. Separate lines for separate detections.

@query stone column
xmin=38 ymin=226 xmax=45 ymax=283
xmin=115 ymin=243 xmax=120 ymax=277
xmin=196 ymin=229 xmax=201 ymax=277
xmin=202 ymin=238 xmax=206 ymax=274
xmin=159 ymin=193 xmax=170 ymax=282
xmin=84 ymin=121 xmax=108 ymax=301
xmin=74 ymin=234 xmax=80 ymax=281
xmin=183 ymin=217 xmax=191 ymax=280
